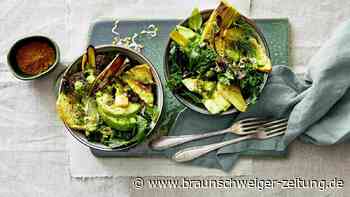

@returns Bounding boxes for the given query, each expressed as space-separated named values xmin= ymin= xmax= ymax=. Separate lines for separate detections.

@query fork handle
xmin=172 ymin=135 xmax=254 ymax=162
xmin=150 ymin=129 xmax=231 ymax=151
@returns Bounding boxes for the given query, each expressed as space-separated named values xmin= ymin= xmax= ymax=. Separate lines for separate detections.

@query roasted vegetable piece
xmin=216 ymin=0 xmax=240 ymax=29
xmin=170 ymin=25 xmax=197 ymax=48
xmin=217 ymin=83 xmax=247 ymax=112
xmin=83 ymin=97 xmax=100 ymax=136
xmin=123 ymin=64 xmax=154 ymax=84
xmin=96 ymin=93 xmax=141 ymax=117
xmin=169 ymin=31 xmax=189 ymax=48
xmin=56 ymin=93 xmax=85 ymax=130
xmin=122 ymin=77 xmax=154 ymax=107
xmin=202 ymin=0 xmax=241 ymax=48
xmin=81 ymin=45 xmax=97 ymax=72
xmin=90 ymin=54 xmax=127 ymax=94
xmin=176 ymin=25 xmax=197 ymax=40
xmin=87 ymin=45 xmax=96 ymax=69
xmin=214 ymin=36 xmax=226 ymax=57
xmin=202 ymin=90 xmax=231 ymax=114
xmin=182 ymin=78 xmax=216 ymax=95
xmin=223 ymin=28 xmax=244 ymax=42
xmin=201 ymin=8 xmax=218 ymax=46
xmin=81 ymin=53 xmax=88 ymax=71
xmin=250 ymin=37 xmax=272 ymax=72
xmin=80 ymin=46 xmax=98 ymax=93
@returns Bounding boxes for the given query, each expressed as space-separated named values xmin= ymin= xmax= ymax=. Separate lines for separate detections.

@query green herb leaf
xmin=167 ymin=70 xmax=183 ymax=91
xmin=238 ymin=61 xmax=264 ymax=103
xmin=187 ymin=40 xmax=218 ymax=72
xmin=188 ymin=8 xmax=202 ymax=32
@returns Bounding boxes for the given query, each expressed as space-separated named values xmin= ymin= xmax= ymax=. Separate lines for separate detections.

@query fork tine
xmin=266 ymin=126 xmax=287 ymax=135
xmin=240 ymin=120 xmax=268 ymax=131
xmin=266 ymin=131 xmax=285 ymax=138
xmin=241 ymin=125 xmax=261 ymax=132
xmin=263 ymin=118 xmax=287 ymax=126
xmin=265 ymin=122 xmax=288 ymax=130
xmin=241 ymin=118 xmax=286 ymax=132
xmin=239 ymin=118 xmax=267 ymax=132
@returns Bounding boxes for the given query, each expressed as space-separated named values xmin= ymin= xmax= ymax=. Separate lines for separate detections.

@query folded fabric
xmin=162 ymin=20 xmax=350 ymax=172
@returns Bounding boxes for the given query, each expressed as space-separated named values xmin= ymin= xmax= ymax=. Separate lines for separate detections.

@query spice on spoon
xmin=15 ymin=41 xmax=56 ymax=75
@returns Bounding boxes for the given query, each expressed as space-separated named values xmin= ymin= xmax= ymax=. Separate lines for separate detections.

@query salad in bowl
xmin=165 ymin=0 xmax=272 ymax=114
xmin=56 ymin=45 xmax=163 ymax=150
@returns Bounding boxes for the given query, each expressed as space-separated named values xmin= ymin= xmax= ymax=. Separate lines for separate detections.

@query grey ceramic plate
xmin=163 ymin=10 xmax=270 ymax=115
xmin=57 ymin=45 xmax=164 ymax=151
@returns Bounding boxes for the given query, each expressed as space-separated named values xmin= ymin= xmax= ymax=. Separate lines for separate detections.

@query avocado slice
xmin=124 ymin=64 xmax=154 ymax=84
xmin=97 ymin=106 xmax=137 ymax=131
xmin=217 ymin=83 xmax=247 ymax=112
xmin=202 ymin=90 xmax=231 ymax=114
xmin=182 ymin=78 xmax=216 ymax=95
xmin=96 ymin=93 xmax=141 ymax=117
xmin=122 ymin=78 xmax=154 ymax=106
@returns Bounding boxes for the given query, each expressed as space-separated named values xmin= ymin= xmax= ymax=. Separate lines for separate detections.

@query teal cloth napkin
xmin=163 ymin=20 xmax=350 ymax=172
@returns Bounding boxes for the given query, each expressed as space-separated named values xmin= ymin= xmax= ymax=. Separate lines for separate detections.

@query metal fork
xmin=172 ymin=124 xmax=287 ymax=162
xmin=150 ymin=118 xmax=287 ymax=150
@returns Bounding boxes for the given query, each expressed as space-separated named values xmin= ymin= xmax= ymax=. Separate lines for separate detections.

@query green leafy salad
xmin=167 ymin=0 xmax=272 ymax=114
xmin=56 ymin=46 xmax=159 ymax=148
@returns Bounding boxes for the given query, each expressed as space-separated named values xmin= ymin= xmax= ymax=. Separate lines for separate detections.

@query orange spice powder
xmin=16 ymin=41 xmax=55 ymax=75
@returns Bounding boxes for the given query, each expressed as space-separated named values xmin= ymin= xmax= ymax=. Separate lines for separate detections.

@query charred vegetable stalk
xmin=167 ymin=0 xmax=272 ymax=114
xmin=90 ymin=54 xmax=127 ymax=94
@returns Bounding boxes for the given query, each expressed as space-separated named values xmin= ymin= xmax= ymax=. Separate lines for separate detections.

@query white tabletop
xmin=0 ymin=0 xmax=349 ymax=196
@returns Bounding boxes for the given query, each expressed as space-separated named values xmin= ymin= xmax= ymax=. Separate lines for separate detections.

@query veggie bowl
xmin=56 ymin=45 xmax=163 ymax=151
xmin=164 ymin=0 xmax=271 ymax=115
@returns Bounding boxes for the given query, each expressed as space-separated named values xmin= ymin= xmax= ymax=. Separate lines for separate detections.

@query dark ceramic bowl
xmin=58 ymin=45 xmax=164 ymax=151
xmin=164 ymin=9 xmax=270 ymax=115
xmin=7 ymin=35 xmax=60 ymax=80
